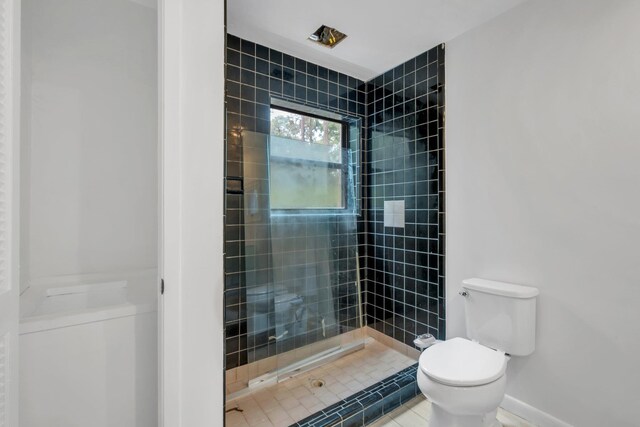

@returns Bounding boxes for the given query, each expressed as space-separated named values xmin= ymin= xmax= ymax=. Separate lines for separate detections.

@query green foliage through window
xmin=269 ymin=108 xmax=345 ymax=210
xmin=271 ymin=108 xmax=342 ymax=146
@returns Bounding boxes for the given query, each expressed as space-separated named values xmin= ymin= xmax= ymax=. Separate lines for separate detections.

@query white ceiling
xmin=227 ymin=0 xmax=528 ymax=81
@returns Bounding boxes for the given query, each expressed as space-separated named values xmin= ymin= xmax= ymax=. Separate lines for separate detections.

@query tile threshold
xmin=291 ymin=364 xmax=419 ymax=427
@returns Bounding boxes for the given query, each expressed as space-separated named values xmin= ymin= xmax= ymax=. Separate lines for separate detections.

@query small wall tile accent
xmin=292 ymin=364 xmax=419 ymax=427
xmin=383 ymin=201 xmax=405 ymax=229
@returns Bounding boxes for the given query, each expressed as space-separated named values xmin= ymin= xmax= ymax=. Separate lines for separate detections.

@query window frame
xmin=268 ymin=104 xmax=350 ymax=213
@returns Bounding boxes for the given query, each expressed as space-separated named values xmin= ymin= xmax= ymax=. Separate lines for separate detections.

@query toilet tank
xmin=462 ymin=278 xmax=539 ymax=356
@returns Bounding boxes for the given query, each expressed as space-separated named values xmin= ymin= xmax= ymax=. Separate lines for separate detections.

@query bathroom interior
xmin=2 ymin=0 xmax=639 ymax=427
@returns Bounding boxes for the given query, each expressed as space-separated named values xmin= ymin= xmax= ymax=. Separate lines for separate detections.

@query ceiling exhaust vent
xmin=308 ymin=25 xmax=347 ymax=49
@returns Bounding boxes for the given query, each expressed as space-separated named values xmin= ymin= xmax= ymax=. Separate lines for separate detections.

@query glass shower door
xmin=265 ymin=106 xmax=365 ymax=381
xmin=239 ymin=103 xmax=365 ymax=385
xmin=270 ymin=213 xmax=364 ymax=381
xmin=241 ymin=130 xmax=278 ymax=380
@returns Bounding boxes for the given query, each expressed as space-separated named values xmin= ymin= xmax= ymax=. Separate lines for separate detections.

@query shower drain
xmin=310 ymin=378 xmax=325 ymax=388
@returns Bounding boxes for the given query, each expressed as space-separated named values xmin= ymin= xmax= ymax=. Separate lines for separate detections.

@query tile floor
xmin=225 ymin=339 xmax=416 ymax=427
xmin=370 ymin=395 xmax=535 ymax=427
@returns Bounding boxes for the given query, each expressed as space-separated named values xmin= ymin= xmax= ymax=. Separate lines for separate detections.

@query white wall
xmin=20 ymin=312 xmax=158 ymax=427
xmin=21 ymin=0 xmax=158 ymax=283
xmin=159 ymin=0 xmax=225 ymax=425
xmin=446 ymin=1 xmax=640 ymax=426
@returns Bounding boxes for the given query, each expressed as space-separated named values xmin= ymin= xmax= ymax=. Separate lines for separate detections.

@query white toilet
xmin=417 ymin=278 xmax=539 ymax=427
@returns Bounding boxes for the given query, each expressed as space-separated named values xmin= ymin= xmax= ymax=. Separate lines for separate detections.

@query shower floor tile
xmin=225 ymin=339 xmax=416 ymax=427
xmin=369 ymin=395 xmax=535 ymax=427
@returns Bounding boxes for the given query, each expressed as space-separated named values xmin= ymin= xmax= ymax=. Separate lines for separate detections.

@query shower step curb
xmin=290 ymin=363 xmax=419 ymax=427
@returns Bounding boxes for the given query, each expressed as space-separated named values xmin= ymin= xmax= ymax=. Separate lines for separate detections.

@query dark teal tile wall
xmin=364 ymin=45 xmax=446 ymax=345
xmin=224 ymin=33 xmax=446 ymax=370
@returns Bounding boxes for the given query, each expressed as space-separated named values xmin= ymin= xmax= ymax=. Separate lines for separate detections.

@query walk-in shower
xmin=223 ymin=30 xmax=446 ymax=426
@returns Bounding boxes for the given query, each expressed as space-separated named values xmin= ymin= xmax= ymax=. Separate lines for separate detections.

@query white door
xmin=0 ymin=0 xmax=20 ymax=426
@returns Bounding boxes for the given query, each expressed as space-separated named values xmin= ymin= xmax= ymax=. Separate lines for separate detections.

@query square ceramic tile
xmin=378 ymin=395 xmax=536 ymax=427
xmin=225 ymin=338 xmax=415 ymax=427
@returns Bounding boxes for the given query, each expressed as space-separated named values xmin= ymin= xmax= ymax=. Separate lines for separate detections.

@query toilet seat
xmin=419 ymin=337 xmax=507 ymax=387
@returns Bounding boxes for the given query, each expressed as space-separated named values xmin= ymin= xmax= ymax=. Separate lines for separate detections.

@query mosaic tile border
xmin=292 ymin=363 xmax=419 ymax=427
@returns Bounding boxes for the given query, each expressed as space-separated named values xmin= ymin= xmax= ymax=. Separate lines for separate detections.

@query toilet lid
xmin=419 ymin=337 xmax=507 ymax=386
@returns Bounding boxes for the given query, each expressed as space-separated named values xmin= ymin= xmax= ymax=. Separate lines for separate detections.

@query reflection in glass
xmin=237 ymin=103 xmax=362 ymax=385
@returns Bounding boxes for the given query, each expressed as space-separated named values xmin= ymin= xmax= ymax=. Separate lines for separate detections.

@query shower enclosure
xmin=225 ymin=97 xmax=364 ymax=386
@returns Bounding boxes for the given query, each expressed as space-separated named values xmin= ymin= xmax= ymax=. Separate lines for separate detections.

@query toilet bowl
xmin=418 ymin=337 xmax=508 ymax=427
xmin=416 ymin=278 xmax=539 ymax=427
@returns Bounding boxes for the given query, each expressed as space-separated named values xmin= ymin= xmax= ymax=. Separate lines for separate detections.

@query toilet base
xmin=430 ymin=405 xmax=502 ymax=427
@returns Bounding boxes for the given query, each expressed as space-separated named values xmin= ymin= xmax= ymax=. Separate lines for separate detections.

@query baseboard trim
xmin=501 ymin=394 xmax=573 ymax=427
